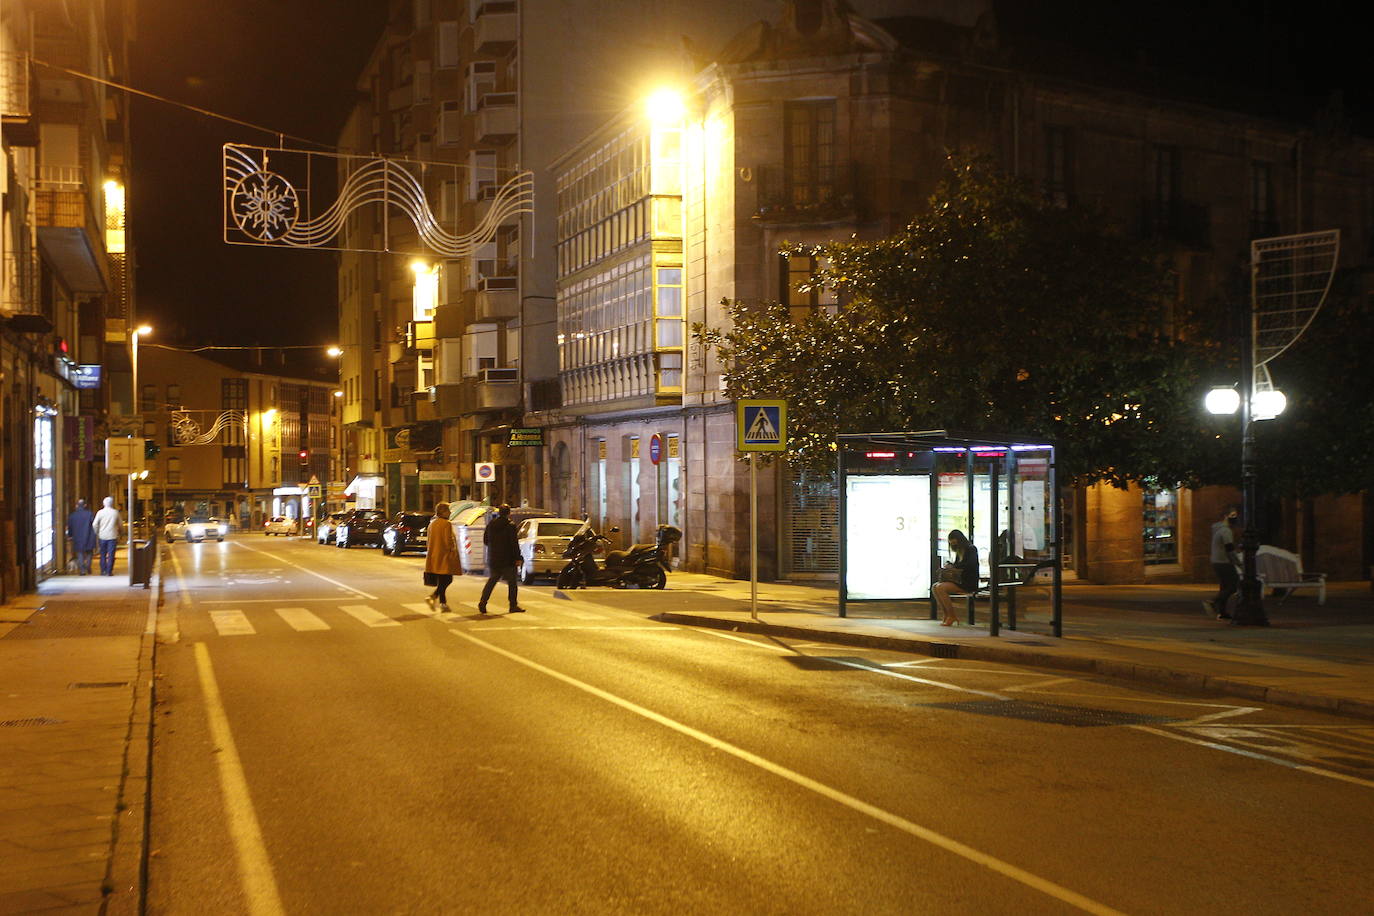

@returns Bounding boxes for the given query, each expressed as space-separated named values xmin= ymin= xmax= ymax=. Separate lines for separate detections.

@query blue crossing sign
xmin=736 ymin=399 xmax=787 ymax=452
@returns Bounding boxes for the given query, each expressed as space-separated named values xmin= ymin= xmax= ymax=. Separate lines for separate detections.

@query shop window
xmin=1143 ymin=485 xmax=1179 ymax=565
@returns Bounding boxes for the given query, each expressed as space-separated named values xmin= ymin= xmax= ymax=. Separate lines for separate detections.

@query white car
xmin=516 ymin=518 xmax=587 ymax=583
xmin=165 ymin=516 xmax=227 ymax=543
xmin=264 ymin=516 xmax=299 ymax=536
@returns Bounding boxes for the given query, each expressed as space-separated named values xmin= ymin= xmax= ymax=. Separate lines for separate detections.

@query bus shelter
xmin=837 ymin=431 xmax=1062 ymax=637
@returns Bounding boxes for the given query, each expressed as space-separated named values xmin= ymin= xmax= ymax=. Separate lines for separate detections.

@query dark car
xmin=335 ymin=508 xmax=387 ymax=548
xmin=382 ymin=511 xmax=433 ymax=556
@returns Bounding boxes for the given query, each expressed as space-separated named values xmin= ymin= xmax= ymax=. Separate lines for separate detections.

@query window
xmin=167 ymin=384 xmax=181 ymax=409
xmin=439 ymin=101 xmax=462 ymax=146
xmin=168 ymin=457 xmax=183 ymax=485
xmin=780 ymin=253 xmax=837 ymax=320
xmin=467 ymin=62 xmax=496 ymax=113
xmin=783 ymin=101 xmax=836 ymax=207
xmin=1250 ymin=162 xmax=1275 ymax=236
xmin=1045 ymin=125 xmax=1073 ymax=207
xmin=1143 ymin=485 xmax=1178 ymax=566
xmin=437 ymin=21 xmax=459 ymax=68
xmin=141 ymin=384 xmax=158 ymax=411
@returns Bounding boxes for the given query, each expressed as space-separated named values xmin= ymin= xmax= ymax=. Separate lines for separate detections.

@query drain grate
xmin=783 ymin=656 xmax=872 ymax=671
xmin=0 ymin=717 xmax=65 ymax=728
xmin=927 ymin=699 xmax=1179 ymax=728
xmin=928 ymin=643 xmax=960 ymax=659
xmin=70 ymin=682 xmax=129 ymax=689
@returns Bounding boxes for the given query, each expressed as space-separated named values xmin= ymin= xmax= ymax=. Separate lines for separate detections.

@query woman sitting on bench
xmin=934 ymin=529 xmax=980 ymax=627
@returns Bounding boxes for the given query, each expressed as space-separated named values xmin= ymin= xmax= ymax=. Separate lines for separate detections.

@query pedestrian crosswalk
xmin=200 ymin=599 xmax=632 ymax=637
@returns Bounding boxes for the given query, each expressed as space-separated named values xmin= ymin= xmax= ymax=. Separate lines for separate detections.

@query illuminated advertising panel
xmin=844 ymin=474 xmax=930 ymax=600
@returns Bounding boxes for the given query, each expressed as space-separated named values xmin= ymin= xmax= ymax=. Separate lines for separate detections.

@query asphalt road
xmin=147 ymin=534 xmax=1374 ymax=914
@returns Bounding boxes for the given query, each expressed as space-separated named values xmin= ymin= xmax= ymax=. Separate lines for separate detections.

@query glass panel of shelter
xmin=837 ymin=435 xmax=1059 ymax=636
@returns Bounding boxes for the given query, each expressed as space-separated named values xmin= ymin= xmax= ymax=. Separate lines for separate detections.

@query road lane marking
xmin=339 ymin=604 xmax=402 ymax=628
xmin=696 ymin=629 xmax=794 ymax=651
xmin=193 ymin=643 xmax=285 ymax=916
xmin=472 ymin=625 xmax=667 ymax=631
xmin=402 ymin=602 xmax=438 ymax=617
xmin=210 ymin=610 xmax=256 ymax=636
xmin=274 ymin=607 xmax=330 ymax=631
xmin=230 ymin=540 xmax=378 ymax=600
xmin=450 ymin=629 xmax=1125 ymax=916
xmin=824 ymin=658 xmax=1010 ymax=699
xmin=1132 ymin=725 xmax=1374 ymax=790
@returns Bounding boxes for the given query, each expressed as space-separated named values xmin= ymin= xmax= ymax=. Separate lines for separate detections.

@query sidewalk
xmin=657 ymin=574 xmax=1374 ymax=721
xmin=0 ymin=558 xmax=159 ymax=915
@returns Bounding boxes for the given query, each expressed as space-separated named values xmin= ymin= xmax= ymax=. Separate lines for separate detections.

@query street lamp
xmin=128 ymin=324 xmax=151 ymax=584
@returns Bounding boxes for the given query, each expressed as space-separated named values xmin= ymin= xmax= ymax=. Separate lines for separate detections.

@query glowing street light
xmin=1204 ymin=387 xmax=1240 ymax=415
xmin=644 ymin=87 xmax=686 ymax=126
xmin=326 ymin=345 xmax=343 ymax=358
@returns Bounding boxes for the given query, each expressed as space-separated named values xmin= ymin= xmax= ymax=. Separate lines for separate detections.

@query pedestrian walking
xmin=932 ymin=529 xmax=979 ymax=626
xmin=423 ymin=503 xmax=460 ymax=612
xmin=92 ymin=496 xmax=121 ymax=576
xmin=1205 ymin=504 xmax=1240 ymax=620
xmin=477 ymin=504 xmax=525 ymax=614
xmin=66 ymin=499 xmax=97 ymax=574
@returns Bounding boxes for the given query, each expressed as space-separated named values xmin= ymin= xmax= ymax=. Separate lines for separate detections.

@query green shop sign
xmin=507 ymin=427 xmax=544 ymax=447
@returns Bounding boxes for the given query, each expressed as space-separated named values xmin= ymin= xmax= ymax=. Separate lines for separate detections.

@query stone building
xmin=537 ymin=1 xmax=1374 ymax=581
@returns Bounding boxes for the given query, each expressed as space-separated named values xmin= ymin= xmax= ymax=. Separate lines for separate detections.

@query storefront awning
xmin=344 ymin=474 xmax=385 ymax=496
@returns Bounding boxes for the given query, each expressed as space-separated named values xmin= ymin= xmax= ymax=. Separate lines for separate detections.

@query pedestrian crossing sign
xmin=736 ymin=399 xmax=787 ymax=452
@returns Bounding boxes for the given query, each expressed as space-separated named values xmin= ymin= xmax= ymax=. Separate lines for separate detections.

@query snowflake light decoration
xmin=230 ymin=171 xmax=299 ymax=241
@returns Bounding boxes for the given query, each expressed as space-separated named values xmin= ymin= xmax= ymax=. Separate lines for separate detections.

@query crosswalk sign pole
xmin=750 ymin=453 xmax=758 ymax=620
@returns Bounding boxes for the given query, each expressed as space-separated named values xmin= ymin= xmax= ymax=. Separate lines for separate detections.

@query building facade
xmin=135 ymin=348 xmax=341 ymax=530
xmin=540 ymin=1 xmax=1374 ymax=581
xmin=1 ymin=0 xmax=135 ymax=596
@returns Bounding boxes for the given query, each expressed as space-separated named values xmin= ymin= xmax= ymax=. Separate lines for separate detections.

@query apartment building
xmin=135 ymin=348 xmax=341 ymax=529
xmin=1 ymin=0 xmax=135 ymax=596
xmin=542 ymin=1 xmax=1374 ymax=581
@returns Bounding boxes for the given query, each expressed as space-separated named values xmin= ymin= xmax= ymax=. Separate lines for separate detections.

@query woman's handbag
xmin=423 ymin=571 xmax=439 ymax=586
xmin=938 ymin=565 xmax=962 ymax=584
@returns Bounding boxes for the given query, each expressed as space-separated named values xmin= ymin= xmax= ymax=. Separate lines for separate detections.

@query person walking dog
xmin=92 ymin=496 xmax=121 ymax=576
xmin=66 ymin=499 xmax=96 ymax=574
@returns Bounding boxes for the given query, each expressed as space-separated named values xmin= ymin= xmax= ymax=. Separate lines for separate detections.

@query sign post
xmin=735 ymin=400 xmax=787 ymax=620
xmin=475 ymin=462 xmax=496 ymax=502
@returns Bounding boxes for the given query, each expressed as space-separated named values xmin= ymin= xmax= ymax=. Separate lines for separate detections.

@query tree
xmin=696 ymin=153 xmax=1222 ymax=486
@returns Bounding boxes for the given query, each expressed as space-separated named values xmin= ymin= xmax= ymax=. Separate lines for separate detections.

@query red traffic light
xmin=298 ymin=449 xmax=309 ymax=461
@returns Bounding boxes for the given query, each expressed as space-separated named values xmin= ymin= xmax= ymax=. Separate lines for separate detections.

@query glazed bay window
xmin=655 ymin=266 xmax=683 ymax=348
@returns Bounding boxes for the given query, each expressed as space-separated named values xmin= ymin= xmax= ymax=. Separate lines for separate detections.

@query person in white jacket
xmin=92 ymin=496 xmax=121 ymax=576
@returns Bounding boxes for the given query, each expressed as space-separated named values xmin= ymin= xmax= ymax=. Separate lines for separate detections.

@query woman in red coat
xmin=424 ymin=503 xmax=461 ymax=612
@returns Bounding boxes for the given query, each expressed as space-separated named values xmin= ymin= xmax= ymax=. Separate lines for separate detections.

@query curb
xmin=104 ymin=562 xmax=162 ymax=915
xmin=656 ymin=612 xmax=1374 ymax=723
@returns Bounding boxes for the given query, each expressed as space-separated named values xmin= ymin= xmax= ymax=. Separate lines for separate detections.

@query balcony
xmin=1140 ymin=198 xmax=1211 ymax=250
xmin=1 ymin=250 xmax=39 ymax=318
xmin=472 ymin=182 xmax=521 ymax=228
xmin=753 ymin=162 xmax=859 ymax=226
xmin=473 ymin=3 xmax=517 ymax=53
xmin=432 ymin=368 xmax=519 ymax=417
xmin=474 ymin=93 xmax=517 ymax=144
xmin=34 ymin=169 xmax=106 ymax=293
xmin=474 ymin=276 xmax=518 ymax=321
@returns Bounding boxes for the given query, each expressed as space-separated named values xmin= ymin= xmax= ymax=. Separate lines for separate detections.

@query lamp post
xmin=128 ymin=324 xmax=151 ymax=584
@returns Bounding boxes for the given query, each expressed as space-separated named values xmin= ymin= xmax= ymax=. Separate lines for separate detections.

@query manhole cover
xmin=927 ymin=699 xmax=1179 ymax=727
xmin=783 ymin=656 xmax=871 ymax=670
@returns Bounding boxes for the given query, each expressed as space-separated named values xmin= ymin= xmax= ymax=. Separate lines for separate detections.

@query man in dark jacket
xmin=478 ymin=505 xmax=525 ymax=614
xmin=66 ymin=499 xmax=96 ymax=574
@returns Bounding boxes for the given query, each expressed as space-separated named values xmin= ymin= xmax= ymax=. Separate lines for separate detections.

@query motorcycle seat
xmin=607 ymin=544 xmax=657 ymax=566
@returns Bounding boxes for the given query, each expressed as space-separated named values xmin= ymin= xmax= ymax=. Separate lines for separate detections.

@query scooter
xmin=556 ymin=524 xmax=682 ymax=590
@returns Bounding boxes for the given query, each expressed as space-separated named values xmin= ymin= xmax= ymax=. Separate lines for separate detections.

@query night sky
xmin=126 ymin=0 xmax=1365 ymax=358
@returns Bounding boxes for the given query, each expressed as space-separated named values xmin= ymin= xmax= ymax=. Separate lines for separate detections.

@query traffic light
xmin=145 ymin=440 xmax=161 ymax=460
xmin=298 ymin=448 xmax=310 ymax=464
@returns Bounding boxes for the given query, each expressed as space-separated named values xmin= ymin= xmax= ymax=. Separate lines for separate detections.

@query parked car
xmin=265 ymin=516 xmax=298 ymax=536
xmin=165 ymin=515 xmax=228 ymax=543
xmin=317 ymin=511 xmax=349 ymax=544
xmin=335 ymin=508 xmax=387 ymax=548
xmin=455 ymin=506 xmax=556 ymax=573
xmin=516 ymin=517 xmax=586 ymax=583
xmin=382 ymin=511 xmax=433 ymax=556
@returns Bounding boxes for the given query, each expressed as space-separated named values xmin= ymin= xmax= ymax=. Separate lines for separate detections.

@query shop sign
xmin=420 ymin=470 xmax=455 ymax=485
xmin=667 ymin=436 xmax=680 ymax=459
xmin=507 ymin=427 xmax=544 ymax=447
xmin=72 ymin=365 xmax=102 ymax=389
xmin=67 ymin=416 xmax=95 ymax=460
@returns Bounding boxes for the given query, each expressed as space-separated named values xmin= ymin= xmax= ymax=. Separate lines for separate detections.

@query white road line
xmin=1132 ymin=725 xmax=1374 ymax=790
xmin=450 ymin=629 xmax=1125 ymax=916
xmin=559 ymin=606 xmax=612 ymax=620
xmin=825 ymin=658 xmax=1011 ymax=700
xmin=230 ymin=540 xmax=378 ymax=600
xmin=274 ymin=607 xmax=330 ymax=631
xmin=475 ymin=625 xmax=667 ymax=631
xmin=401 ymin=602 xmax=438 ymax=617
xmin=338 ymin=604 xmax=402 ymax=628
xmin=193 ymin=643 xmax=285 ymax=916
xmin=696 ymin=629 xmax=794 ymax=652
xmin=1003 ymin=676 xmax=1078 ymax=694
xmin=202 ymin=597 xmax=353 ymax=604
xmin=209 ymin=609 xmax=256 ymax=636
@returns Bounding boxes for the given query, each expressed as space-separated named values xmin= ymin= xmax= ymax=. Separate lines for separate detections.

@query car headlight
xmin=189 ymin=526 xmax=204 ymax=537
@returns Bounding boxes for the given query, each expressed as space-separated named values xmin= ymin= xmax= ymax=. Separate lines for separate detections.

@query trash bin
xmin=130 ymin=538 xmax=155 ymax=588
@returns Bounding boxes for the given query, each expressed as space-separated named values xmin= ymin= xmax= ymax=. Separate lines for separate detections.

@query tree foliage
xmin=696 ymin=153 xmax=1224 ymax=486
